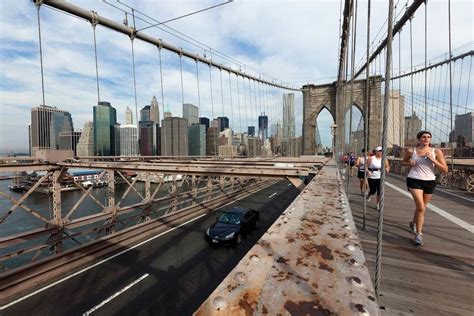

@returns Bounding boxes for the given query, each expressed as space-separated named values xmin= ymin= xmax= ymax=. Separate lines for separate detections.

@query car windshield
xmin=217 ymin=212 xmax=242 ymax=225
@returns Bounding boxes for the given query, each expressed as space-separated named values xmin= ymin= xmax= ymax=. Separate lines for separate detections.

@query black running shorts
xmin=357 ymin=170 xmax=365 ymax=179
xmin=406 ymin=177 xmax=436 ymax=194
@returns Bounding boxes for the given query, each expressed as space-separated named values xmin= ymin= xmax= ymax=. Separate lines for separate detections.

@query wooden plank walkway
xmin=346 ymin=174 xmax=474 ymax=315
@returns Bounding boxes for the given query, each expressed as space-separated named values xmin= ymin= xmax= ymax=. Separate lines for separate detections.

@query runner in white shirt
xmin=355 ymin=148 xmax=368 ymax=196
xmin=366 ymin=146 xmax=390 ymax=210
xmin=402 ymin=130 xmax=448 ymax=246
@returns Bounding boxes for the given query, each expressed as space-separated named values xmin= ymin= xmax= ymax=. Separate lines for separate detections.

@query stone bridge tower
xmin=302 ymin=75 xmax=382 ymax=157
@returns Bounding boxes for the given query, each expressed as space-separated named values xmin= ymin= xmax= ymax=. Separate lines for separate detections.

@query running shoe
xmin=409 ymin=221 xmax=417 ymax=234
xmin=413 ymin=234 xmax=423 ymax=246
xmin=366 ymin=195 xmax=372 ymax=202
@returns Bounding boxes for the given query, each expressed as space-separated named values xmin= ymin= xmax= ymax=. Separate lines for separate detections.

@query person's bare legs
xmin=409 ymin=188 xmax=427 ymax=234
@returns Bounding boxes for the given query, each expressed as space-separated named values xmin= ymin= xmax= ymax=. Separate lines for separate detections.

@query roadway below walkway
xmin=1 ymin=180 xmax=300 ymax=316
xmin=346 ymin=173 xmax=474 ymax=315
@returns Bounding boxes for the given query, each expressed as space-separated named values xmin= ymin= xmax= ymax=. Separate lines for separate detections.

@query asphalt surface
xmin=3 ymin=180 xmax=300 ymax=316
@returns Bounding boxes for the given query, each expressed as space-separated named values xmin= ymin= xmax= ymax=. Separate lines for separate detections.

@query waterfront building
xmin=59 ymin=131 xmax=82 ymax=156
xmin=139 ymin=121 xmax=158 ymax=156
xmin=125 ymin=106 xmax=133 ymax=125
xmin=206 ymin=127 xmax=218 ymax=156
xmin=161 ymin=117 xmax=188 ymax=156
xmin=188 ymin=124 xmax=206 ymax=156
xmin=30 ymin=105 xmax=73 ymax=155
xmin=93 ymin=101 xmax=117 ymax=156
xmin=120 ymin=124 xmax=139 ymax=156
xmin=282 ymin=93 xmax=295 ymax=139
xmin=150 ymin=96 xmax=160 ymax=124
xmin=258 ymin=113 xmax=268 ymax=141
xmin=183 ymin=103 xmax=199 ymax=126
xmin=76 ymin=122 xmax=94 ymax=156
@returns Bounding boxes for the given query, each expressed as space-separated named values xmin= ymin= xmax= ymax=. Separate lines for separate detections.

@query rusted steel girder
xmin=195 ymin=161 xmax=379 ymax=315
xmin=56 ymin=161 xmax=311 ymax=178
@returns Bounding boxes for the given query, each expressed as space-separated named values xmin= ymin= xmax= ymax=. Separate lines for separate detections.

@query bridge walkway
xmin=346 ymin=173 xmax=474 ymax=315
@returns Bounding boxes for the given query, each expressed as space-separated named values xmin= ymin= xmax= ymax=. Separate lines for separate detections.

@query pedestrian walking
xmin=355 ymin=149 xmax=368 ymax=196
xmin=366 ymin=146 xmax=390 ymax=210
xmin=402 ymin=130 xmax=448 ymax=246
xmin=349 ymin=152 xmax=356 ymax=177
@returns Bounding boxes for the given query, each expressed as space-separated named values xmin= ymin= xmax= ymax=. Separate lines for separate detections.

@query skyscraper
xmin=150 ymin=95 xmax=160 ymax=125
xmin=199 ymin=117 xmax=210 ymax=130
xmin=30 ymin=105 xmax=74 ymax=155
xmin=125 ymin=106 xmax=133 ymax=125
xmin=258 ymin=113 xmax=268 ymax=141
xmin=139 ymin=121 xmax=158 ymax=156
xmin=387 ymin=90 xmax=405 ymax=147
xmin=248 ymin=126 xmax=255 ymax=136
xmin=282 ymin=93 xmax=295 ymax=139
xmin=76 ymin=122 xmax=94 ymax=156
xmin=120 ymin=124 xmax=139 ymax=156
xmin=93 ymin=101 xmax=117 ymax=156
xmin=161 ymin=117 xmax=188 ymax=156
xmin=164 ymin=105 xmax=172 ymax=118
xmin=188 ymin=124 xmax=206 ymax=156
xmin=404 ymin=112 xmax=422 ymax=147
xmin=206 ymin=127 xmax=218 ymax=156
xmin=453 ymin=112 xmax=473 ymax=146
xmin=59 ymin=131 xmax=81 ymax=156
xmin=140 ymin=105 xmax=151 ymax=122
xmin=183 ymin=103 xmax=199 ymax=125
xmin=217 ymin=116 xmax=229 ymax=132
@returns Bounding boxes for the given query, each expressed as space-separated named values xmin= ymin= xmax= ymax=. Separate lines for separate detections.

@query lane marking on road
xmin=268 ymin=192 xmax=277 ymax=198
xmin=0 ymin=184 xmax=275 ymax=310
xmin=83 ymin=273 xmax=149 ymax=315
xmin=386 ymin=181 xmax=474 ymax=233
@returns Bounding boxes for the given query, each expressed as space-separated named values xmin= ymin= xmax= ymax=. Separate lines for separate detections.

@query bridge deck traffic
xmin=347 ymin=173 xmax=474 ymax=315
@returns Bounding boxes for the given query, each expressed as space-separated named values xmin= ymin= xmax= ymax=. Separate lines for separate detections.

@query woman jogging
xmin=355 ymin=149 xmax=368 ymax=196
xmin=402 ymin=130 xmax=448 ymax=246
xmin=366 ymin=146 xmax=390 ymax=210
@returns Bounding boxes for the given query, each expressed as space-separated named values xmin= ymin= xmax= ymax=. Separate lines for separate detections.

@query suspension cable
xmin=227 ymin=71 xmax=234 ymax=131
xmin=195 ymin=60 xmax=201 ymax=118
xmin=208 ymin=64 xmax=216 ymax=156
xmin=236 ymin=74 xmax=242 ymax=133
xmin=376 ymin=0 xmax=394 ymax=297
xmin=157 ymin=45 xmax=166 ymax=154
xmin=448 ymin=0 xmax=454 ymax=169
xmin=179 ymin=53 xmax=185 ymax=106
xmin=410 ymin=17 xmax=414 ymax=114
xmin=424 ymin=1 xmax=428 ymax=128
xmin=35 ymin=1 xmax=46 ymax=106
xmin=91 ymin=11 xmax=100 ymax=103
xmin=363 ymin=0 xmax=371 ymax=230
xmin=130 ymin=37 xmax=139 ymax=127
xmin=243 ymin=75 xmax=248 ymax=132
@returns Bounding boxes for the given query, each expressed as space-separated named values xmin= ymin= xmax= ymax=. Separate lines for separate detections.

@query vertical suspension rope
xmin=363 ymin=0 xmax=371 ymax=230
xmin=195 ymin=60 xmax=201 ymax=118
xmin=130 ymin=37 xmax=139 ymax=127
xmin=179 ymin=53 xmax=184 ymax=106
xmin=236 ymin=75 xmax=242 ymax=133
xmin=35 ymin=1 xmax=46 ymax=106
xmin=347 ymin=0 xmax=358 ymax=191
xmin=209 ymin=64 xmax=216 ymax=156
xmin=375 ymin=0 xmax=394 ymax=297
xmin=158 ymin=45 xmax=166 ymax=154
xmin=228 ymin=71 xmax=234 ymax=131
xmin=91 ymin=12 xmax=100 ymax=104
xmin=410 ymin=17 xmax=414 ymax=115
xmin=398 ymin=25 xmax=402 ymax=147
xmin=220 ymin=69 xmax=226 ymax=124
xmin=243 ymin=76 xmax=248 ymax=132
xmin=465 ymin=56 xmax=472 ymax=111
xmin=424 ymin=1 xmax=428 ymax=129
xmin=448 ymin=0 xmax=454 ymax=169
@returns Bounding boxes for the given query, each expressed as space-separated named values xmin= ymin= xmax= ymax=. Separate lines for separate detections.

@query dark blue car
xmin=206 ymin=207 xmax=260 ymax=245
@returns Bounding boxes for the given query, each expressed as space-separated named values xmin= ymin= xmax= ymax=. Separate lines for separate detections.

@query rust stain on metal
xmin=238 ymin=292 xmax=255 ymax=315
xmin=276 ymin=256 xmax=289 ymax=265
xmin=314 ymin=244 xmax=334 ymax=261
xmin=327 ymin=233 xmax=340 ymax=239
xmin=284 ymin=300 xmax=333 ymax=316
xmin=318 ymin=262 xmax=334 ymax=273
xmin=262 ymin=305 xmax=269 ymax=314
xmin=287 ymin=237 xmax=295 ymax=243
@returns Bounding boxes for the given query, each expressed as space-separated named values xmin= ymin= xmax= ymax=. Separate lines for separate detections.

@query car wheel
xmin=235 ymin=234 xmax=242 ymax=245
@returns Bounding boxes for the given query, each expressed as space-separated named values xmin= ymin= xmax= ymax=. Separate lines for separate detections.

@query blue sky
xmin=0 ymin=0 xmax=472 ymax=153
